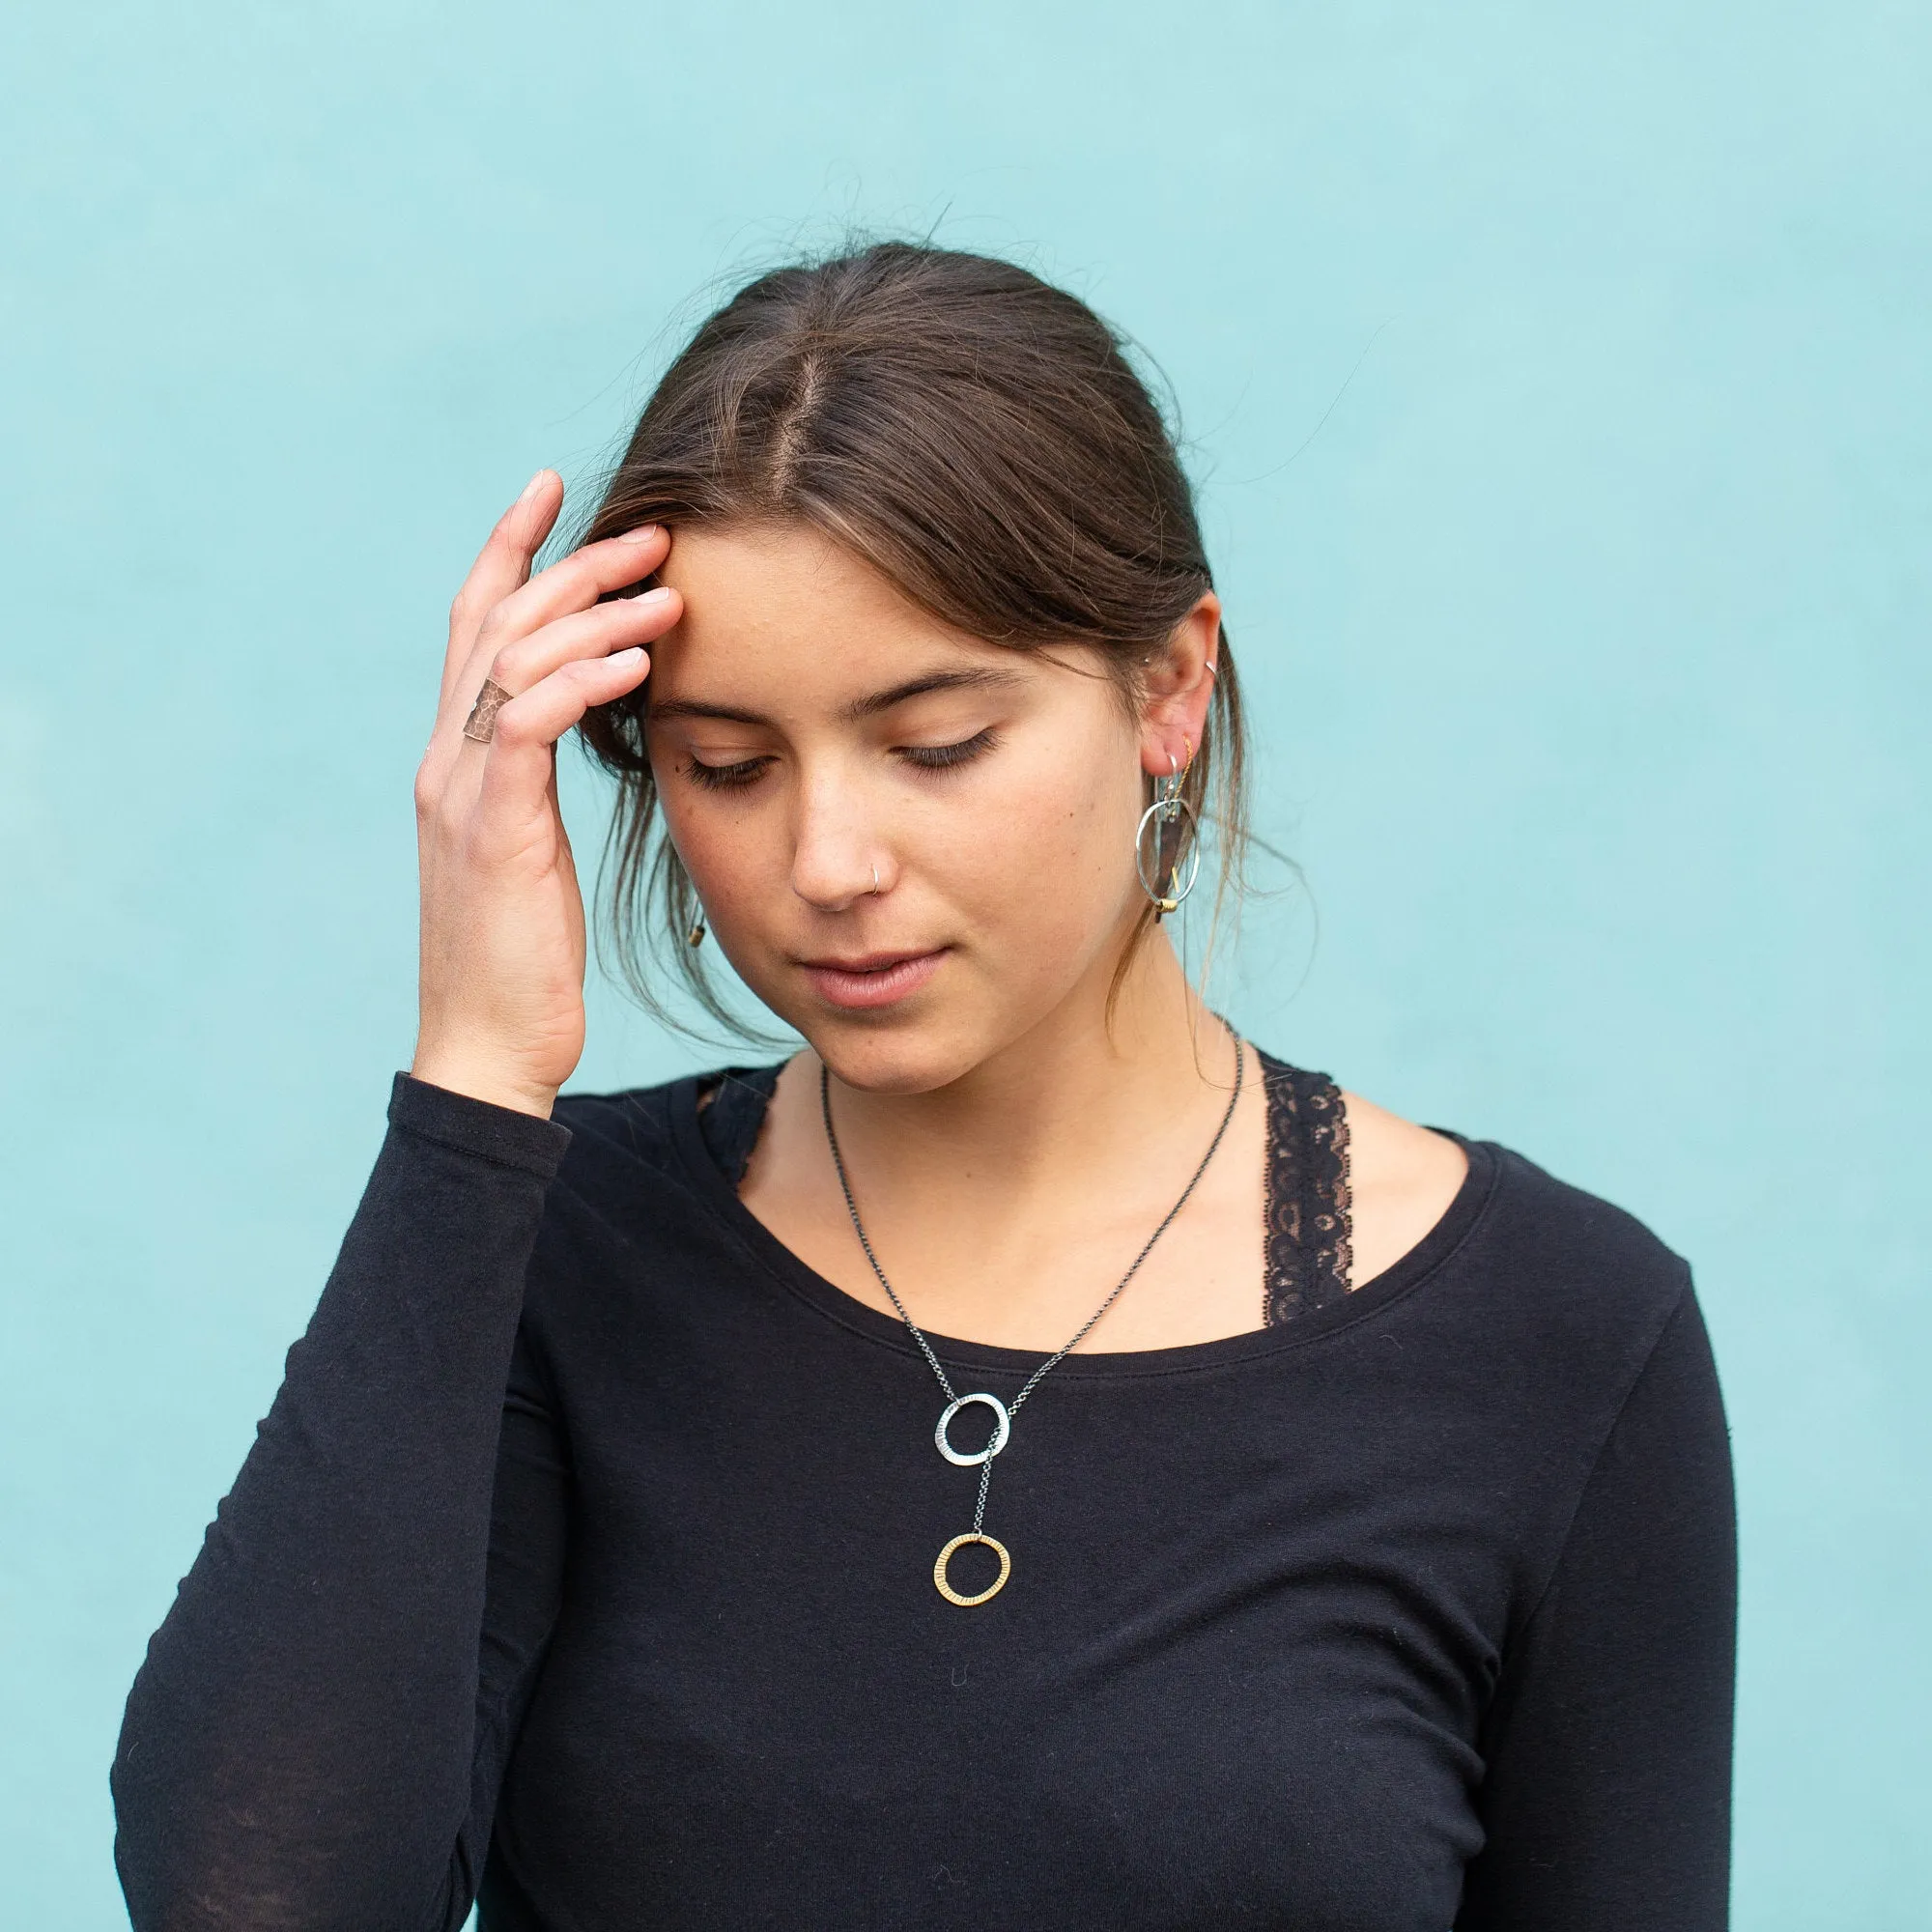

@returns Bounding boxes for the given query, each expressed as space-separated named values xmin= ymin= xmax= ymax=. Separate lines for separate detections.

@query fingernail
xmin=518 ymin=469 xmax=550 ymax=503
xmin=635 ymin=585 xmax=673 ymax=606
xmin=611 ymin=647 xmax=647 ymax=665
xmin=618 ymin=524 xmax=661 ymax=544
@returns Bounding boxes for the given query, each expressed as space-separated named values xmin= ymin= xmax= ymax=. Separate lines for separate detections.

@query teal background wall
xmin=3 ymin=1 xmax=1926 ymax=1922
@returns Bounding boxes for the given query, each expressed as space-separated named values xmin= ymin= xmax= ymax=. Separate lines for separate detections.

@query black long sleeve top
xmin=111 ymin=1059 xmax=1737 ymax=1930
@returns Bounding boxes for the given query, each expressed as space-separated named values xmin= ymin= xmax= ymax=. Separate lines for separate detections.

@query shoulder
xmin=552 ymin=1075 xmax=684 ymax=1170
xmin=1444 ymin=1131 xmax=1694 ymax=1382
xmin=1337 ymin=1090 xmax=1471 ymax=1289
xmin=1476 ymin=1138 xmax=1689 ymax=1294
xmin=522 ymin=1065 xmax=751 ymax=1293
xmin=544 ymin=1070 xmax=712 ymax=1219
xmin=519 ymin=1068 xmax=764 ymax=1355
xmin=1314 ymin=1058 xmax=1690 ymax=1363
xmin=548 ymin=1060 xmax=783 ymax=1200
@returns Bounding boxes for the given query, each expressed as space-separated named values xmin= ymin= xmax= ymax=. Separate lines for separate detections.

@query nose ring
xmin=870 ymin=864 xmax=880 ymax=895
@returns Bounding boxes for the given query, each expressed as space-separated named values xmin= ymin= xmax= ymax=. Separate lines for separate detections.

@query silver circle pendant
xmin=934 ymin=1392 xmax=1011 ymax=1466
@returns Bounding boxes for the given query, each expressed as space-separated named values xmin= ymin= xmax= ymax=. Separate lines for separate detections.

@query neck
xmin=818 ymin=924 xmax=1238 ymax=1206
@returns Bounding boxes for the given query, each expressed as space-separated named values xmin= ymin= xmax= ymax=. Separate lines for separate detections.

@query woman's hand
xmin=410 ymin=471 xmax=681 ymax=1118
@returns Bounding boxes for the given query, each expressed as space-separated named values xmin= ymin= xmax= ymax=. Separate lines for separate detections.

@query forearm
xmin=112 ymin=1074 xmax=571 ymax=1931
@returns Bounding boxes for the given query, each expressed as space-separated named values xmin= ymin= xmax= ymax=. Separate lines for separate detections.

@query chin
xmin=799 ymin=1012 xmax=985 ymax=1095
xmin=731 ymin=937 xmax=1088 ymax=1095
xmin=752 ymin=983 xmax=998 ymax=1096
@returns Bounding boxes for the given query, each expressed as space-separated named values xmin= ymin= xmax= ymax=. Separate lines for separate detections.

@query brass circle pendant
xmin=933 ymin=1532 xmax=1011 ymax=1606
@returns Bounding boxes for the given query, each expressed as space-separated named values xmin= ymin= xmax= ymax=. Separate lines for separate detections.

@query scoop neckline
xmin=666 ymin=1058 xmax=1501 ymax=1379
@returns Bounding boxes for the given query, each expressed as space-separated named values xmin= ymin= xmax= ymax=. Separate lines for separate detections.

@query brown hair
xmin=573 ymin=241 xmax=1250 ymax=1036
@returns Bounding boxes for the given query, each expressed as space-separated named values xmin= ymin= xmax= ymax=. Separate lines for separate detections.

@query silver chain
xmin=820 ymin=1021 xmax=1246 ymax=1540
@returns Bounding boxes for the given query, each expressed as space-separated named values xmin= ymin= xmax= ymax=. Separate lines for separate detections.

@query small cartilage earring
xmin=687 ymin=917 xmax=706 ymax=948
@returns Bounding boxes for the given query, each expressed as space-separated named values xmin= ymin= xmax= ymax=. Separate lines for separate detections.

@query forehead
xmin=647 ymin=523 xmax=1031 ymax=708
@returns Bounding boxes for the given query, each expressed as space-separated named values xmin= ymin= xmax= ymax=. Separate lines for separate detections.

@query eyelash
xmin=900 ymin=726 xmax=999 ymax=770
xmin=681 ymin=755 xmax=771 ymax=792
xmin=681 ymin=728 xmax=1000 ymax=792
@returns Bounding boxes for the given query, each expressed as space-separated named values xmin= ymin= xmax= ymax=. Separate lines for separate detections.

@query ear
xmin=1138 ymin=593 xmax=1222 ymax=777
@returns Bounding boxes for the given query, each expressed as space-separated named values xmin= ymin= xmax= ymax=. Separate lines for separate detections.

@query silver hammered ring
xmin=935 ymin=1392 xmax=1010 ymax=1466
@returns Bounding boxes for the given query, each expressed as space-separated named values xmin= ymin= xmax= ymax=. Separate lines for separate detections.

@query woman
xmin=112 ymin=243 xmax=1736 ymax=1929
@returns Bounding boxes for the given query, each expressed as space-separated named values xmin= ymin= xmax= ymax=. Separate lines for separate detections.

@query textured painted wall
xmin=3 ymin=2 xmax=1925 ymax=1921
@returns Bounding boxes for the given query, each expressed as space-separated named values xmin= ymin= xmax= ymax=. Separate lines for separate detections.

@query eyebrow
xmin=647 ymin=666 xmax=1028 ymax=727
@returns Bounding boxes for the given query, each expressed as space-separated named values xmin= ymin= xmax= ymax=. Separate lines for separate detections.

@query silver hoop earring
xmin=1134 ymin=750 xmax=1200 ymax=920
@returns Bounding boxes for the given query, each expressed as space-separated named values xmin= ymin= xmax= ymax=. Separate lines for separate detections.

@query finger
xmin=471 ymin=648 xmax=655 ymax=808
xmin=449 ymin=586 xmax=681 ymax=737
xmin=455 ymin=524 xmax=669 ymax=697
xmin=440 ymin=469 xmax=565 ymax=703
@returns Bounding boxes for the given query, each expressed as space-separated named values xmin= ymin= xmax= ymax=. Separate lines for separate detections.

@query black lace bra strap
xmin=1254 ymin=1046 xmax=1354 ymax=1325
xmin=696 ymin=1063 xmax=785 ymax=1188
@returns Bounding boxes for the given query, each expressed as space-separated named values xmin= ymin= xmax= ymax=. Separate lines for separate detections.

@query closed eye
xmin=681 ymin=727 xmax=998 ymax=792
xmin=682 ymin=754 xmax=772 ymax=791
xmin=897 ymin=727 xmax=999 ymax=771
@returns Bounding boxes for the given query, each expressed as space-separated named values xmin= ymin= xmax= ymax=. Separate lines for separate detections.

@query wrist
xmin=408 ymin=1047 xmax=560 ymax=1121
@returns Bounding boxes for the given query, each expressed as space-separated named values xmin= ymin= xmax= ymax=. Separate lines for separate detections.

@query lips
xmin=797 ymin=949 xmax=946 ymax=1011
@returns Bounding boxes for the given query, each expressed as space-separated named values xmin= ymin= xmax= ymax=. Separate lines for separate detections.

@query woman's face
xmin=645 ymin=524 xmax=1203 ymax=1094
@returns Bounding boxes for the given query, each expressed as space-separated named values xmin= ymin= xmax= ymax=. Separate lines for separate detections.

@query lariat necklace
xmin=819 ymin=1023 xmax=1245 ymax=1606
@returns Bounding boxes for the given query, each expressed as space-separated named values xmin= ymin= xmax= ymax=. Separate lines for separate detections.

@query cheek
xmin=654 ymin=736 xmax=1142 ymax=966
xmin=934 ymin=743 xmax=1141 ymax=952
xmin=654 ymin=783 xmax=781 ymax=922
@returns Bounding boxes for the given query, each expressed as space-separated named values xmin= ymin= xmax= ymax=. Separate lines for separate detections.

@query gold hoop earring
xmin=1134 ymin=740 xmax=1200 ymax=921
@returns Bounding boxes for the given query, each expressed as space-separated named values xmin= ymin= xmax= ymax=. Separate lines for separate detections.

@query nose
xmin=789 ymin=769 xmax=886 ymax=912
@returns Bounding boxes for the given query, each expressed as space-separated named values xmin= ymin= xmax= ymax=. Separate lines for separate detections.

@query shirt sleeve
xmin=1454 ymin=1282 xmax=1739 ymax=1930
xmin=111 ymin=1074 xmax=575 ymax=1932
